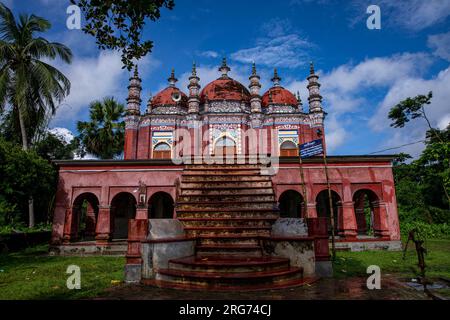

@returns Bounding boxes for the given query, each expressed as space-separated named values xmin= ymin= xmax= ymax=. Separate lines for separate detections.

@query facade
xmin=50 ymin=59 xmax=401 ymax=288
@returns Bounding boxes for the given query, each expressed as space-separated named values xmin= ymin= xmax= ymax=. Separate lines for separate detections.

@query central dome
xmin=200 ymin=77 xmax=251 ymax=103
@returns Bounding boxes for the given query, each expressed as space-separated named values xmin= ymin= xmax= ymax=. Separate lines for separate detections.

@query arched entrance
xmin=148 ymin=192 xmax=174 ymax=219
xmin=353 ymin=189 xmax=380 ymax=236
xmin=214 ymin=136 xmax=237 ymax=156
xmin=111 ymin=192 xmax=136 ymax=239
xmin=279 ymin=190 xmax=304 ymax=218
xmin=153 ymin=142 xmax=171 ymax=159
xmin=280 ymin=141 xmax=298 ymax=157
xmin=72 ymin=193 xmax=99 ymax=241
xmin=316 ymin=190 xmax=341 ymax=235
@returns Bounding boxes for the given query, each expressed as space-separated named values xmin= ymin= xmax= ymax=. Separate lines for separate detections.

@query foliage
xmin=390 ymin=91 xmax=450 ymax=229
xmin=388 ymin=91 xmax=433 ymax=129
xmin=0 ymin=138 xmax=57 ymax=226
xmin=0 ymin=244 xmax=125 ymax=299
xmin=0 ymin=222 xmax=51 ymax=235
xmin=400 ymin=221 xmax=450 ymax=240
xmin=71 ymin=0 xmax=175 ymax=70
xmin=33 ymin=132 xmax=78 ymax=161
xmin=76 ymin=97 xmax=125 ymax=159
xmin=0 ymin=3 xmax=72 ymax=150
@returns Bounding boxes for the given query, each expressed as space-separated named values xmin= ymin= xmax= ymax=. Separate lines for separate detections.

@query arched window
xmin=153 ymin=142 xmax=171 ymax=159
xmin=279 ymin=190 xmax=304 ymax=218
xmin=148 ymin=192 xmax=174 ymax=219
xmin=280 ymin=140 xmax=298 ymax=157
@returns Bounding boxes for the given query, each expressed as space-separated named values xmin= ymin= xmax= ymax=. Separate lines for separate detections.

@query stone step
xmin=196 ymin=234 xmax=261 ymax=245
xmin=177 ymin=195 xmax=276 ymax=203
xmin=168 ymin=256 xmax=290 ymax=273
xmin=181 ymin=218 xmax=273 ymax=227
xmin=185 ymin=228 xmax=271 ymax=238
xmin=180 ymin=188 xmax=274 ymax=196
xmin=180 ymin=181 xmax=272 ymax=189
xmin=195 ymin=244 xmax=264 ymax=257
xmin=176 ymin=212 xmax=280 ymax=220
xmin=155 ymin=266 xmax=304 ymax=287
xmin=176 ymin=202 xmax=276 ymax=211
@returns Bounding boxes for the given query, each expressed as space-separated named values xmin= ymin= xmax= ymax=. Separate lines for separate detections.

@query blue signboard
xmin=299 ymin=139 xmax=323 ymax=158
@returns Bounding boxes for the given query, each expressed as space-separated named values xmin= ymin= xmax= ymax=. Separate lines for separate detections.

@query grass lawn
xmin=0 ymin=245 xmax=124 ymax=300
xmin=0 ymin=239 xmax=448 ymax=300
xmin=333 ymin=239 xmax=450 ymax=279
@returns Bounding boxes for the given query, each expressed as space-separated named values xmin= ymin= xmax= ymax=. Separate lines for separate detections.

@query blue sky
xmin=5 ymin=0 xmax=450 ymax=156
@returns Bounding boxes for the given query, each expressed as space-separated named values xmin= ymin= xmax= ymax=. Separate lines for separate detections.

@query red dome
xmin=262 ymin=87 xmax=298 ymax=107
xmin=200 ymin=78 xmax=251 ymax=103
xmin=151 ymin=87 xmax=188 ymax=107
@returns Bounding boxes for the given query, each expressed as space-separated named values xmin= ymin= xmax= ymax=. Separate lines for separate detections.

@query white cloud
xmin=231 ymin=18 xmax=313 ymax=68
xmin=49 ymin=127 xmax=74 ymax=144
xmin=198 ymin=50 xmax=219 ymax=58
xmin=428 ymin=31 xmax=450 ymax=62
xmin=50 ymin=51 xmax=159 ymax=126
xmin=348 ymin=0 xmax=450 ymax=31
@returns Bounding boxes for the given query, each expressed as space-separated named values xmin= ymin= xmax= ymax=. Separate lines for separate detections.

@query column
xmin=373 ymin=201 xmax=390 ymax=238
xmin=306 ymin=202 xmax=318 ymax=218
xmin=62 ymin=207 xmax=76 ymax=244
xmin=135 ymin=206 xmax=148 ymax=220
xmin=95 ymin=205 xmax=112 ymax=244
xmin=338 ymin=201 xmax=358 ymax=239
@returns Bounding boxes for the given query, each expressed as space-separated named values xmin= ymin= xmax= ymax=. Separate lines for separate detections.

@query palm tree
xmin=0 ymin=3 xmax=72 ymax=227
xmin=77 ymin=97 xmax=125 ymax=159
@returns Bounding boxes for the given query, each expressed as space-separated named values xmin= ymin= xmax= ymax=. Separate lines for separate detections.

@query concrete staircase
xmin=155 ymin=163 xmax=309 ymax=290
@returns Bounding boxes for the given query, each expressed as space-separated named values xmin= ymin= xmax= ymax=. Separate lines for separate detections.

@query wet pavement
xmin=97 ymin=276 xmax=430 ymax=300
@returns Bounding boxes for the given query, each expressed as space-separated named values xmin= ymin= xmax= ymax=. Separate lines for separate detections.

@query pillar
xmin=338 ymin=201 xmax=358 ymax=239
xmin=62 ymin=207 xmax=76 ymax=244
xmin=135 ymin=206 xmax=148 ymax=220
xmin=306 ymin=203 xmax=318 ymax=218
xmin=95 ymin=205 xmax=112 ymax=244
xmin=373 ymin=201 xmax=390 ymax=239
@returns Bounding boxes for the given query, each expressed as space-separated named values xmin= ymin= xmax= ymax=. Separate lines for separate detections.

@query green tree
xmin=0 ymin=4 xmax=72 ymax=227
xmin=389 ymin=92 xmax=450 ymax=225
xmin=34 ymin=132 xmax=79 ymax=161
xmin=0 ymin=137 xmax=57 ymax=227
xmin=71 ymin=0 xmax=175 ymax=70
xmin=77 ymin=97 xmax=125 ymax=159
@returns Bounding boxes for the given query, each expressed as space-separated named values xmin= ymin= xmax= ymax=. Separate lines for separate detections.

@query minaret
xmin=124 ymin=66 xmax=142 ymax=159
xmin=188 ymin=62 xmax=201 ymax=115
xmin=307 ymin=62 xmax=323 ymax=113
xmin=146 ymin=93 xmax=152 ymax=114
xmin=271 ymin=68 xmax=281 ymax=87
xmin=126 ymin=66 xmax=142 ymax=116
xmin=249 ymin=62 xmax=262 ymax=113
xmin=219 ymin=57 xmax=230 ymax=78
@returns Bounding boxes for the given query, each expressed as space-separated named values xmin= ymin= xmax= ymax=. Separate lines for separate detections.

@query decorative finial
xmin=219 ymin=57 xmax=231 ymax=78
xmin=271 ymin=68 xmax=281 ymax=87
xmin=192 ymin=61 xmax=197 ymax=76
xmin=252 ymin=62 xmax=257 ymax=75
xmin=310 ymin=61 xmax=315 ymax=75
xmin=168 ymin=68 xmax=178 ymax=87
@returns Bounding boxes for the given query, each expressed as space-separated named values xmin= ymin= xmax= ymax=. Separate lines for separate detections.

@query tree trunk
xmin=18 ymin=106 xmax=35 ymax=227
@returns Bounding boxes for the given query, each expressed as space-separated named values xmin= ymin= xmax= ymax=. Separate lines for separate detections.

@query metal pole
xmin=323 ymin=152 xmax=336 ymax=261
xmin=298 ymin=146 xmax=308 ymax=218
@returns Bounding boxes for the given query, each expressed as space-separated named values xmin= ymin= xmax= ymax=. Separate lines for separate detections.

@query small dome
xmin=261 ymin=86 xmax=298 ymax=107
xmin=151 ymin=87 xmax=188 ymax=107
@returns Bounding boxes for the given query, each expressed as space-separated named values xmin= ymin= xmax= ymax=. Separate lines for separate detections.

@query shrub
xmin=400 ymin=221 xmax=450 ymax=239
